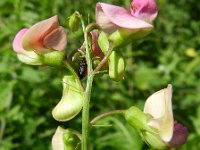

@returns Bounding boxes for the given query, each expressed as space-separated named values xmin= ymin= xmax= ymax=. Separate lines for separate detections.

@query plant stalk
xmin=94 ymin=43 xmax=113 ymax=72
xmin=81 ymin=17 xmax=94 ymax=150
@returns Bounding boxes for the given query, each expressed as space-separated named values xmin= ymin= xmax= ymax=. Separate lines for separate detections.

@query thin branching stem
xmin=90 ymin=110 xmax=125 ymax=125
xmin=94 ymin=43 xmax=113 ymax=72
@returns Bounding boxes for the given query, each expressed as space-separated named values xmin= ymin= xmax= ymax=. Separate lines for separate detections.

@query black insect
xmin=78 ymin=58 xmax=87 ymax=79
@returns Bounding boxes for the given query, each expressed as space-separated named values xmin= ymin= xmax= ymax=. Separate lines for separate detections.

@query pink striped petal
xmin=12 ymin=28 xmax=29 ymax=53
xmin=43 ymin=26 xmax=67 ymax=51
xmin=130 ymin=0 xmax=158 ymax=23
xmin=96 ymin=2 xmax=152 ymax=33
xmin=22 ymin=16 xmax=59 ymax=52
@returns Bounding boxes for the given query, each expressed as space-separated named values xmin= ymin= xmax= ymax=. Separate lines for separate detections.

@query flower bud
xmin=109 ymin=50 xmax=125 ymax=81
xmin=52 ymin=126 xmax=81 ymax=150
xmin=52 ymin=75 xmax=84 ymax=122
xmin=69 ymin=11 xmax=80 ymax=32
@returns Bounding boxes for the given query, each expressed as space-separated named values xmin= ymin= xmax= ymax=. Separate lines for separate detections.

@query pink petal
xmin=96 ymin=3 xmax=153 ymax=30
xmin=130 ymin=0 xmax=158 ymax=23
xmin=96 ymin=5 xmax=119 ymax=34
xmin=22 ymin=16 xmax=59 ymax=52
xmin=12 ymin=28 xmax=29 ymax=53
xmin=43 ymin=26 xmax=67 ymax=51
xmin=90 ymin=30 xmax=104 ymax=59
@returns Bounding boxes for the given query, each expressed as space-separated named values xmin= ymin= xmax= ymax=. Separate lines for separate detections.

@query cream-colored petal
xmin=52 ymin=75 xmax=84 ymax=122
xmin=52 ymin=126 xmax=65 ymax=150
xmin=17 ymin=51 xmax=42 ymax=65
xmin=144 ymin=84 xmax=174 ymax=142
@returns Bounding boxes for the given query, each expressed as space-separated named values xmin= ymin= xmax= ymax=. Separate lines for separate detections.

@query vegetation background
xmin=1 ymin=0 xmax=200 ymax=149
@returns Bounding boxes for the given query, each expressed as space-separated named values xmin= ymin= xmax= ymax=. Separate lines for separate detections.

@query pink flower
xmin=96 ymin=0 xmax=157 ymax=35
xmin=12 ymin=16 xmax=67 ymax=65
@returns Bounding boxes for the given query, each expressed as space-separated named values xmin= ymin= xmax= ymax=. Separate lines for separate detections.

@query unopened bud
xmin=69 ymin=11 xmax=80 ymax=32
xmin=109 ymin=50 xmax=125 ymax=81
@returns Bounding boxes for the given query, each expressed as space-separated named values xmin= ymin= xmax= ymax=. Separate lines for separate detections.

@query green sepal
xmin=52 ymin=126 xmax=81 ymax=150
xmin=42 ymin=51 xmax=65 ymax=66
xmin=108 ymin=50 xmax=125 ymax=82
xmin=125 ymin=106 xmax=153 ymax=132
xmin=142 ymin=131 xmax=166 ymax=150
xmin=109 ymin=27 xmax=152 ymax=49
xmin=124 ymin=106 xmax=166 ymax=149
xmin=97 ymin=31 xmax=109 ymax=54
xmin=63 ymin=129 xmax=81 ymax=150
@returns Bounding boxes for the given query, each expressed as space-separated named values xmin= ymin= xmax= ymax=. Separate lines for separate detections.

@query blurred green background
xmin=1 ymin=0 xmax=200 ymax=149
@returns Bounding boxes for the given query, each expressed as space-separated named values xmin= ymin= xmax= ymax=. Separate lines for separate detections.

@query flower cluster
xmin=12 ymin=0 xmax=188 ymax=149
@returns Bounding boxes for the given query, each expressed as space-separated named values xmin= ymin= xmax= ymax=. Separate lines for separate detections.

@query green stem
xmin=90 ymin=110 xmax=125 ymax=125
xmin=86 ymin=23 xmax=102 ymax=32
xmin=94 ymin=43 xmax=113 ymax=72
xmin=81 ymin=17 xmax=94 ymax=150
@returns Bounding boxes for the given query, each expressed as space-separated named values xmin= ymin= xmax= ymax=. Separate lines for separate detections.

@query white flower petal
xmin=17 ymin=51 xmax=42 ymax=65
xmin=144 ymin=84 xmax=173 ymax=142
xmin=52 ymin=126 xmax=65 ymax=150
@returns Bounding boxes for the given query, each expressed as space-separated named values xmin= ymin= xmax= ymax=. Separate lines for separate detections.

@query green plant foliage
xmin=1 ymin=0 xmax=200 ymax=149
